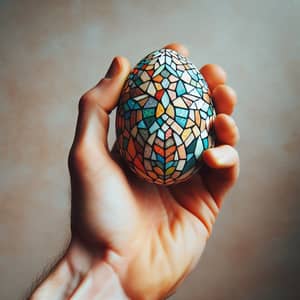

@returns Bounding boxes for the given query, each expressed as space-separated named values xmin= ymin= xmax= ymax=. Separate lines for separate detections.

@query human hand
xmin=66 ymin=43 xmax=239 ymax=300
xmin=31 ymin=43 xmax=239 ymax=300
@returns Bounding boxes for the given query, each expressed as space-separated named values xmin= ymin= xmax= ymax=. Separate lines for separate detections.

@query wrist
xmin=30 ymin=238 xmax=129 ymax=300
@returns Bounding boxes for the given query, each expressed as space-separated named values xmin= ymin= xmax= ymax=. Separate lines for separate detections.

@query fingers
xmin=214 ymin=114 xmax=239 ymax=146
xmin=73 ymin=56 xmax=130 ymax=150
xmin=213 ymin=85 xmax=237 ymax=115
xmin=199 ymin=64 xmax=239 ymax=206
xmin=81 ymin=56 xmax=130 ymax=113
xmin=164 ymin=42 xmax=189 ymax=57
xmin=201 ymin=145 xmax=240 ymax=207
xmin=69 ymin=56 xmax=131 ymax=172
xmin=159 ymin=47 xmax=239 ymax=208
xmin=200 ymin=64 xmax=227 ymax=91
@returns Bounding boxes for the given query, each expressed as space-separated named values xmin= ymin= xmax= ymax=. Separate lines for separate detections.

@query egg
xmin=116 ymin=48 xmax=216 ymax=185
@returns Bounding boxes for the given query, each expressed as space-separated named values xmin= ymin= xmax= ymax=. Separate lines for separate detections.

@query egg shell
xmin=116 ymin=48 xmax=216 ymax=185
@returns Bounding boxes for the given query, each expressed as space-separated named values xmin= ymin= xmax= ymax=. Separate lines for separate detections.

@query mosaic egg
xmin=116 ymin=48 xmax=216 ymax=185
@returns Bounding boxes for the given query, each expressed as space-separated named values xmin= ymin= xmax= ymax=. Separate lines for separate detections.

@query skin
xmin=30 ymin=43 xmax=239 ymax=300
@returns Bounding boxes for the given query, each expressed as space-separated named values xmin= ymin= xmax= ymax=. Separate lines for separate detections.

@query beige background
xmin=0 ymin=0 xmax=300 ymax=299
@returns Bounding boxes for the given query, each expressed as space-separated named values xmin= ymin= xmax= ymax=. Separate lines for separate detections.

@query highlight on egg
xmin=116 ymin=48 xmax=216 ymax=185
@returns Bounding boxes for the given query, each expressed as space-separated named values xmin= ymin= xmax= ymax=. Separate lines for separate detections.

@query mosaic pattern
xmin=116 ymin=48 xmax=216 ymax=185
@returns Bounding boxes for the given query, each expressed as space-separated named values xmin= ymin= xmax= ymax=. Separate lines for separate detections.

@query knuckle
xmin=79 ymin=89 xmax=99 ymax=111
xmin=68 ymin=144 xmax=89 ymax=172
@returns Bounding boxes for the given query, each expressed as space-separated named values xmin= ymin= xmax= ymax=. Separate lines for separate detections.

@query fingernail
xmin=105 ymin=57 xmax=121 ymax=78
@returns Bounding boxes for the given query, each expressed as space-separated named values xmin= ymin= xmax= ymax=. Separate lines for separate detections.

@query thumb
xmin=70 ymin=56 xmax=131 ymax=168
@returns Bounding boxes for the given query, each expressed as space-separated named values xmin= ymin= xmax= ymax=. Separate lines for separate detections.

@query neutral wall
xmin=0 ymin=0 xmax=299 ymax=299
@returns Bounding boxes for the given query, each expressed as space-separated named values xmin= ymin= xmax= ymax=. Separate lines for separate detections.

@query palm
xmin=70 ymin=143 xmax=223 ymax=298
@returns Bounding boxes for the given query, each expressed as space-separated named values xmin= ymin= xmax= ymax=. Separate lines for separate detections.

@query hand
xmin=42 ymin=43 xmax=238 ymax=300
xmin=66 ymin=43 xmax=239 ymax=299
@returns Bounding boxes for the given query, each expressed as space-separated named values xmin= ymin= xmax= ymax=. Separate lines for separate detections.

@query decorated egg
xmin=116 ymin=48 xmax=216 ymax=185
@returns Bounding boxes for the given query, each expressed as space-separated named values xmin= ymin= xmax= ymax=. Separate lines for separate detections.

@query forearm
xmin=29 ymin=240 xmax=129 ymax=300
